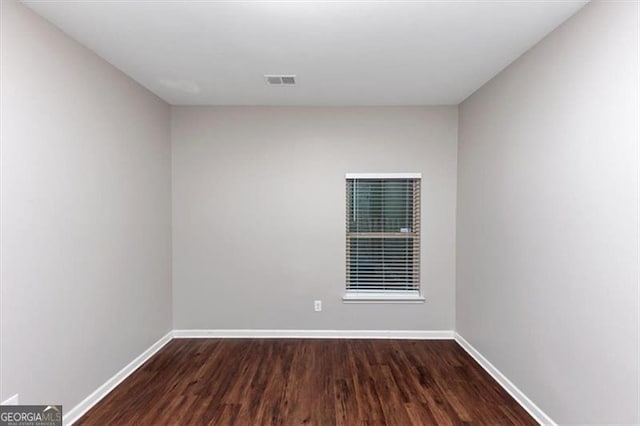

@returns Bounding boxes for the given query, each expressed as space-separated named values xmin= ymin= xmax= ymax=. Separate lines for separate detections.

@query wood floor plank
xmin=76 ymin=339 xmax=538 ymax=425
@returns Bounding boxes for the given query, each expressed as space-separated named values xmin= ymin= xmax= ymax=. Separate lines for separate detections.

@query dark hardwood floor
xmin=76 ymin=339 xmax=537 ymax=425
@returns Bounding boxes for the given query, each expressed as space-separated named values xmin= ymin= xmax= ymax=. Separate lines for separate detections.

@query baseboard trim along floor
xmin=63 ymin=331 xmax=173 ymax=425
xmin=63 ymin=329 xmax=552 ymax=425
xmin=454 ymin=333 xmax=554 ymax=425
xmin=1 ymin=394 xmax=19 ymax=405
xmin=172 ymin=329 xmax=455 ymax=339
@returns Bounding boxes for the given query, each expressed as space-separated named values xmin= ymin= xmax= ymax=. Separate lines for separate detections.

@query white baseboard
xmin=1 ymin=394 xmax=19 ymax=405
xmin=57 ymin=330 xmax=555 ymax=425
xmin=14 ymin=330 xmax=556 ymax=425
xmin=173 ymin=329 xmax=454 ymax=340
xmin=454 ymin=333 xmax=554 ymax=426
xmin=63 ymin=331 xmax=173 ymax=426
xmin=60 ymin=328 xmax=456 ymax=425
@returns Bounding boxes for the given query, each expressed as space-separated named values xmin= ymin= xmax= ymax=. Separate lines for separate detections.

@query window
xmin=344 ymin=173 xmax=423 ymax=302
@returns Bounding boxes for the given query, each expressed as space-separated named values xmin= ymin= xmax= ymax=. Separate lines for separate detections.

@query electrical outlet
xmin=314 ymin=300 xmax=322 ymax=312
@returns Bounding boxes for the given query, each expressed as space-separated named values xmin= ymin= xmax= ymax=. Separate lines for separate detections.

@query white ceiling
xmin=22 ymin=1 xmax=588 ymax=106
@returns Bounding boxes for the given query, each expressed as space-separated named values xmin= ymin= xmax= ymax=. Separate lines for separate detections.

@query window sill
xmin=342 ymin=291 xmax=425 ymax=304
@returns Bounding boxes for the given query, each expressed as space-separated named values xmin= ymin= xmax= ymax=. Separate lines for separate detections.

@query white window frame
xmin=343 ymin=172 xmax=424 ymax=303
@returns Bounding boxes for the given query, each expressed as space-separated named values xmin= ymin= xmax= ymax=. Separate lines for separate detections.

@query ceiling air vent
xmin=265 ymin=75 xmax=296 ymax=86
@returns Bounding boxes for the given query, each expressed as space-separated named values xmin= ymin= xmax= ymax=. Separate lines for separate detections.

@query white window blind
xmin=346 ymin=174 xmax=421 ymax=295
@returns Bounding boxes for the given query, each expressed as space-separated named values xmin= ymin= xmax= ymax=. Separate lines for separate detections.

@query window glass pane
xmin=348 ymin=179 xmax=414 ymax=233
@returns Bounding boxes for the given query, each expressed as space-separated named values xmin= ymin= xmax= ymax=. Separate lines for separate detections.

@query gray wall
xmin=172 ymin=106 xmax=457 ymax=330
xmin=456 ymin=1 xmax=639 ymax=424
xmin=0 ymin=0 xmax=172 ymax=410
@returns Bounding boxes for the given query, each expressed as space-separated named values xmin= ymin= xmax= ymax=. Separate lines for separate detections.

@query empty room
xmin=1 ymin=0 xmax=638 ymax=425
